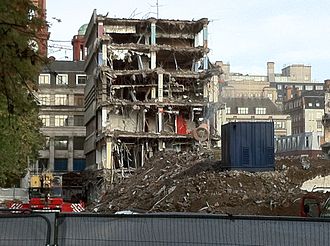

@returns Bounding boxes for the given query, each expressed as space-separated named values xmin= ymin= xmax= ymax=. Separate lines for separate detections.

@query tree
xmin=0 ymin=0 xmax=47 ymax=186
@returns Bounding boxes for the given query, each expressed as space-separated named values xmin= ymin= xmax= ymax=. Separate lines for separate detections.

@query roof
xmin=221 ymin=97 xmax=282 ymax=115
xmin=42 ymin=60 xmax=85 ymax=73
xmin=301 ymin=90 xmax=324 ymax=97
xmin=78 ymin=24 xmax=88 ymax=35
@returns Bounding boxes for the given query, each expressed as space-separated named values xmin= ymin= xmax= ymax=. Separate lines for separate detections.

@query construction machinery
xmin=7 ymin=172 xmax=85 ymax=213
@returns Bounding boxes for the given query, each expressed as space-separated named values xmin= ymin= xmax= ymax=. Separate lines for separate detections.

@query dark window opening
xmin=54 ymin=158 xmax=68 ymax=172
xmin=73 ymin=137 xmax=85 ymax=150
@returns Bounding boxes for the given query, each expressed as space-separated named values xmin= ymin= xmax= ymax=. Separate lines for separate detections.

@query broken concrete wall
xmin=107 ymin=110 xmax=142 ymax=132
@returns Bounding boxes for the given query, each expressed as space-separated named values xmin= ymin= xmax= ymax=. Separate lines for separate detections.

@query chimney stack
xmin=267 ymin=62 xmax=275 ymax=82
xmin=286 ymin=86 xmax=293 ymax=101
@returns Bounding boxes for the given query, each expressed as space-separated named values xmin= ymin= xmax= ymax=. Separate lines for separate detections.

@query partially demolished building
xmin=84 ymin=10 xmax=219 ymax=179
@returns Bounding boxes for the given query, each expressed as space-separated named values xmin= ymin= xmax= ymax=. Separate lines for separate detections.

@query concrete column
xmin=151 ymin=87 xmax=156 ymax=99
xmin=68 ymin=136 xmax=73 ymax=171
xmin=96 ymin=148 xmax=101 ymax=168
xmin=210 ymin=75 xmax=219 ymax=103
xmin=150 ymin=20 xmax=157 ymax=69
xmin=158 ymin=73 xmax=163 ymax=102
xmin=102 ymin=43 xmax=107 ymax=66
xmin=151 ymin=21 xmax=156 ymax=45
xmin=106 ymin=140 xmax=113 ymax=170
xmin=49 ymin=137 xmax=54 ymax=171
xmin=102 ymin=108 xmax=107 ymax=128
xmin=203 ymin=54 xmax=208 ymax=70
xmin=203 ymin=24 xmax=208 ymax=48
xmin=141 ymin=144 xmax=144 ymax=167
xmin=208 ymin=79 xmax=214 ymax=102
xmin=158 ymin=108 xmax=163 ymax=132
xmin=203 ymin=82 xmax=209 ymax=99
xmin=194 ymin=33 xmax=199 ymax=47
xmin=202 ymin=23 xmax=208 ymax=70
xmin=151 ymin=52 xmax=156 ymax=69
xmin=145 ymin=34 xmax=150 ymax=45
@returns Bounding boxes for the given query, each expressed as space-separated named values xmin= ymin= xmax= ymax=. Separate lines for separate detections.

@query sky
xmin=47 ymin=0 xmax=330 ymax=81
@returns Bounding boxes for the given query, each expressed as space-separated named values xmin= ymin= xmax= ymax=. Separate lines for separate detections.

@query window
xmin=56 ymin=74 xmax=68 ymax=85
xmin=54 ymin=158 xmax=68 ymax=172
xmin=38 ymin=158 xmax=49 ymax=170
xmin=277 ymin=85 xmax=282 ymax=90
xmin=308 ymin=103 xmax=313 ymax=107
xmin=76 ymin=75 xmax=87 ymax=85
xmin=39 ymin=115 xmax=50 ymax=126
xmin=305 ymin=85 xmax=313 ymax=91
xmin=316 ymin=85 xmax=323 ymax=90
xmin=55 ymin=94 xmax=68 ymax=105
xmin=74 ymin=94 xmax=84 ymax=106
xmin=73 ymin=159 xmax=86 ymax=171
xmin=38 ymin=94 xmax=51 ymax=105
xmin=317 ymin=120 xmax=323 ymax=129
xmin=38 ymin=74 xmax=50 ymax=84
xmin=54 ymin=137 xmax=68 ymax=150
xmin=255 ymin=107 xmax=266 ymax=115
xmin=238 ymin=107 xmax=248 ymax=114
xmin=274 ymin=121 xmax=284 ymax=129
xmin=225 ymin=107 xmax=231 ymax=114
xmin=55 ymin=115 xmax=68 ymax=126
xmin=316 ymin=102 xmax=320 ymax=107
xmin=295 ymin=85 xmax=303 ymax=90
xmin=73 ymin=137 xmax=85 ymax=150
xmin=74 ymin=115 xmax=84 ymax=126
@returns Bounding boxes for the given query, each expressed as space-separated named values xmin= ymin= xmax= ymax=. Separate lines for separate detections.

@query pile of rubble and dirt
xmin=93 ymin=150 xmax=330 ymax=216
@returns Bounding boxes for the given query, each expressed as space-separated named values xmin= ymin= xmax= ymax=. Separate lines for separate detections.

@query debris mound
xmin=95 ymin=151 xmax=330 ymax=216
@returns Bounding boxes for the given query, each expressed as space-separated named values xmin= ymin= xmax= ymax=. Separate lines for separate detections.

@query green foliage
xmin=0 ymin=0 xmax=47 ymax=186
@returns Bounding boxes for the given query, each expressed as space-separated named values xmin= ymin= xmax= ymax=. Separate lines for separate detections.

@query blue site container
xmin=221 ymin=122 xmax=275 ymax=171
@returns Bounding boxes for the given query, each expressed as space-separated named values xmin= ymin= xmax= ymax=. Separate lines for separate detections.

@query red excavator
xmin=7 ymin=172 xmax=85 ymax=213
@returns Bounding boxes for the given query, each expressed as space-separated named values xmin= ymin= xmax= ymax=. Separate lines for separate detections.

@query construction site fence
xmin=1 ymin=211 xmax=330 ymax=246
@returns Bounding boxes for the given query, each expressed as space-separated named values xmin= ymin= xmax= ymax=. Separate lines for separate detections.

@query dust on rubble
xmin=93 ymin=150 xmax=330 ymax=216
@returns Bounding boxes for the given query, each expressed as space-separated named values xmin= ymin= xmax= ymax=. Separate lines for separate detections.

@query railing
xmin=1 ymin=210 xmax=330 ymax=246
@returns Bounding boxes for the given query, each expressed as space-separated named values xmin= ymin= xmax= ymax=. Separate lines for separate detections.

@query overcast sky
xmin=47 ymin=0 xmax=330 ymax=81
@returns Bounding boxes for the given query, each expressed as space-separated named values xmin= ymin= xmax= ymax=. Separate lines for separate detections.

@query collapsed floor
xmin=91 ymin=150 xmax=330 ymax=216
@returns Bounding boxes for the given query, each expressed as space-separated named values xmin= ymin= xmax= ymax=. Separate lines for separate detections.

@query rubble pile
xmin=95 ymin=151 xmax=330 ymax=216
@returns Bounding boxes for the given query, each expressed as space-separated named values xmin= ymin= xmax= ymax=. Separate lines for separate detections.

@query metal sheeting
xmin=1 ymin=212 xmax=330 ymax=246
xmin=221 ymin=122 xmax=275 ymax=171
xmin=56 ymin=213 xmax=330 ymax=246
xmin=0 ymin=213 xmax=51 ymax=246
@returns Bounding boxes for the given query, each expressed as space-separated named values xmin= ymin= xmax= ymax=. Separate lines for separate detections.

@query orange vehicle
xmin=8 ymin=173 xmax=85 ymax=213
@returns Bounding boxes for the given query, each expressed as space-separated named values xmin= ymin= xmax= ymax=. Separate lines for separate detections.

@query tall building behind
xmin=37 ymin=60 xmax=87 ymax=173
xmin=283 ymin=89 xmax=324 ymax=135
xmin=83 ymin=10 xmax=219 ymax=174
xmin=218 ymin=61 xmax=324 ymax=105
xmin=31 ymin=0 xmax=49 ymax=57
